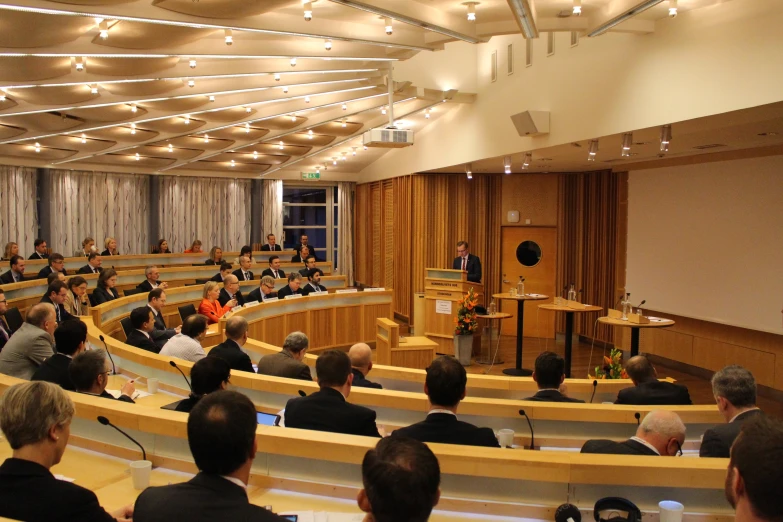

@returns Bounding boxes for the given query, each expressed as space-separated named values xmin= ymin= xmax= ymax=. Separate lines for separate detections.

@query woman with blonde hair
xmin=1 ymin=242 xmax=18 ymax=261
xmin=101 ymin=237 xmax=119 ymax=256
xmin=205 ymin=246 xmax=223 ymax=265
xmin=74 ymin=237 xmax=96 ymax=258
xmin=185 ymin=239 xmax=203 ymax=254
xmin=198 ymin=281 xmax=236 ymax=324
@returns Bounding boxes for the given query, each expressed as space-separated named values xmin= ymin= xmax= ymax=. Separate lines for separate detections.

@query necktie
xmin=0 ymin=320 xmax=8 ymax=342
xmin=461 ymin=257 xmax=466 ymax=271
xmin=244 ymin=272 xmax=249 ymax=281
xmin=274 ymin=270 xmax=278 ymax=278
xmin=56 ymin=306 xmax=61 ymax=323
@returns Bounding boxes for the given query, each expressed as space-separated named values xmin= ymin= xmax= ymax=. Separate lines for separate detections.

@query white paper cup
xmin=130 ymin=460 xmax=152 ymax=490
xmin=498 ymin=429 xmax=515 ymax=448
xmin=659 ymin=501 xmax=684 ymax=522
xmin=146 ymin=378 xmax=159 ymax=394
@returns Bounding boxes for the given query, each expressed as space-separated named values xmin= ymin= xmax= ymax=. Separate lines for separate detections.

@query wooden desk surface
xmin=106 ymin=375 xmax=186 ymax=409
xmin=539 ymin=304 xmax=603 ymax=313
xmin=492 ymin=293 xmax=549 ymax=301
xmin=598 ymin=316 xmax=676 ymax=328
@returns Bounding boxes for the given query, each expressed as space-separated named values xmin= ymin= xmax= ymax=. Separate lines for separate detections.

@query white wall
xmin=393 ymin=41 xmax=478 ymax=93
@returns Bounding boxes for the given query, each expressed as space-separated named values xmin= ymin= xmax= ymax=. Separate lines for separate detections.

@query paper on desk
xmin=105 ymin=389 xmax=152 ymax=401
xmin=279 ymin=512 xmax=363 ymax=522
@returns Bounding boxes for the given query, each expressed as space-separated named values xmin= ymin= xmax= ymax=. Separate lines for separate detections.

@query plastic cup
xmin=130 ymin=460 xmax=152 ymax=490
xmin=659 ymin=501 xmax=684 ymax=522
xmin=146 ymin=378 xmax=159 ymax=394
xmin=498 ymin=429 xmax=515 ymax=448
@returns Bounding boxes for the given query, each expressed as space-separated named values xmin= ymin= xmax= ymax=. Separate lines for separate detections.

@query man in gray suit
xmin=0 ymin=303 xmax=56 ymax=380
xmin=256 ymin=331 xmax=312 ymax=381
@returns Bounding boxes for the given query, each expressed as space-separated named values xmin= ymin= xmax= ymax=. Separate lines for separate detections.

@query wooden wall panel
xmin=285 ymin=311 xmax=309 ymax=340
xmin=501 ymin=174 xmax=559 ymax=226
xmin=335 ymin=305 xmax=363 ymax=345
xmin=263 ymin=315 xmax=287 ymax=347
xmin=310 ymin=308 xmax=335 ymax=349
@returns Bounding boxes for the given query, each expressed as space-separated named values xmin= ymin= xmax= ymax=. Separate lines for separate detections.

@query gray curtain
xmin=0 ymin=165 xmax=38 ymax=257
xmin=337 ymin=181 xmax=355 ymax=284
xmin=261 ymin=179 xmax=283 ymax=245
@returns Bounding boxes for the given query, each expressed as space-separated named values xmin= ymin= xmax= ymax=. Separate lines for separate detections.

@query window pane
xmin=283 ymin=187 xmax=327 ymax=204
xmin=333 ymin=250 xmax=338 ymax=270
xmin=333 ymin=227 xmax=338 ymax=248
xmin=333 ymin=205 xmax=338 ymax=226
xmin=284 ymin=205 xmax=326 ymax=226
xmin=283 ymin=228 xmax=326 ymax=249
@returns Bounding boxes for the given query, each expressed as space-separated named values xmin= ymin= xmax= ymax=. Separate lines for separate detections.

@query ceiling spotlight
xmin=503 ymin=157 xmax=512 ymax=174
xmin=466 ymin=3 xmax=477 ymax=21
xmin=34 ymin=142 xmax=41 ymax=153
xmin=283 ymin=86 xmax=289 ymax=93
xmin=325 ymin=39 xmax=332 ymax=51
xmin=184 ymin=115 xmax=190 ymax=124
xmin=341 ymin=152 xmax=347 ymax=161
xmin=99 ymin=20 xmax=109 ymax=39
xmin=621 ymin=132 xmax=633 ymax=157
xmin=341 ymin=120 xmax=347 ymax=128
xmin=332 ymin=157 xmax=338 ymax=166
xmin=187 ymin=79 xmax=195 ymax=88
xmin=290 ymin=114 xmax=297 ymax=122
xmin=0 ymin=92 xmax=5 ymax=102
xmin=304 ymin=96 xmax=310 ymax=103
xmin=204 ymin=134 xmax=209 ymax=143
xmin=74 ymin=57 xmax=84 ymax=72
xmin=189 ymin=58 xmax=196 ymax=69
xmin=90 ymin=84 xmax=98 ymax=94
xmin=224 ymin=29 xmax=233 ymax=46
xmin=308 ymin=129 xmax=314 ymax=139
xmin=465 ymin=163 xmax=473 ymax=180
xmin=424 ymin=108 xmax=430 ymax=119
xmin=244 ymin=123 xmax=250 ymax=133
xmin=290 ymin=57 xmax=297 ymax=67
xmin=278 ymin=141 xmax=284 ymax=150
xmin=168 ymin=143 xmax=174 ymax=152
xmin=130 ymin=103 xmax=137 ymax=113
xmin=384 ymin=17 xmax=393 ymax=35
xmin=80 ymin=133 xmax=87 ymax=144
xmin=588 ymin=139 xmax=599 ymax=161
xmin=381 ymin=106 xmax=387 ymax=115
xmin=230 ymin=159 xmax=236 ymax=167
xmin=303 ymin=1 xmax=313 ymax=21
xmin=352 ymin=147 xmax=357 ymax=156
xmin=315 ymin=167 xmax=321 ymax=175
xmin=245 ymin=106 xmax=252 ymax=113
xmin=253 ymin=151 xmax=259 ymax=159
xmin=342 ymin=103 xmax=347 ymax=111
xmin=274 ymin=73 xmax=281 ymax=81
xmin=669 ymin=0 xmax=678 ymax=17
xmin=130 ymin=123 xmax=136 ymax=135
xmin=363 ymin=145 xmax=368 ymax=151
xmin=572 ymin=0 xmax=582 ymax=16
xmin=209 ymin=95 xmax=215 ymax=102
xmin=660 ymin=124 xmax=672 ymax=151
xmin=135 ymin=152 xmax=140 ymax=161
xmin=522 ymin=152 xmax=532 ymax=169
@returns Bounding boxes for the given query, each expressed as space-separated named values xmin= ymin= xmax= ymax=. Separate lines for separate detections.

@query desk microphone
xmin=555 ymin=503 xmax=582 ymax=522
xmin=634 ymin=412 xmax=641 ymax=426
xmin=635 ymin=300 xmax=646 ymax=314
xmin=518 ymin=409 xmax=535 ymax=450
xmin=97 ymin=416 xmax=147 ymax=461
xmin=589 ymin=380 xmax=598 ymax=404
xmin=98 ymin=335 xmax=117 ymax=375
xmin=614 ymin=294 xmax=625 ymax=308
xmin=169 ymin=361 xmax=192 ymax=392
xmin=298 ymin=390 xmax=307 ymax=397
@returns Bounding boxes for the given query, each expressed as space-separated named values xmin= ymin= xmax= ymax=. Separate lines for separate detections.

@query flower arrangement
xmin=453 ymin=287 xmax=479 ymax=335
xmin=595 ymin=348 xmax=629 ymax=379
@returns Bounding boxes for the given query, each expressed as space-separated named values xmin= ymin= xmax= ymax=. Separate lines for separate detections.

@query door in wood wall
xmin=498 ymin=227 xmax=557 ymax=338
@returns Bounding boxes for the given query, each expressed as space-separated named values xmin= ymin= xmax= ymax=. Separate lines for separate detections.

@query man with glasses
xmin=69 ymin=349 xmax=136 ymax=403
xmin=37 ymin=253 xmax=68 ymax=280
xmin=580 ymin=410 xmax=686 ymax=456
xmin=247 ymin=276 xmax=278 ymax=303
xmin=451 ymin=241 xmax=481 ymax=283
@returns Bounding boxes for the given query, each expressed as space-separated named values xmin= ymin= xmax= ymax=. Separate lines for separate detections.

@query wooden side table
xmin=492 ymin=293 xmax=548 ymax=376
xmin=597 ymin=316 xmax=675 ymax=357
xmin=475 ymin=312 xmax=512 ymax=365
xmin=538 ymin=303 xmax=603 ymax=377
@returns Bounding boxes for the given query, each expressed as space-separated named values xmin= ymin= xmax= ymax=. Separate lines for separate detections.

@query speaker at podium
xmin=423 ymin=268 xmax=483 ymax=356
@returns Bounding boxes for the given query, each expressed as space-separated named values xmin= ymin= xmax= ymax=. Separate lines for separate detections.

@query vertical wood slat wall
xmin=556 ymin=170 xmax=626 ymax=343
xmin=355 ymin=174 xmax=501 ymax=324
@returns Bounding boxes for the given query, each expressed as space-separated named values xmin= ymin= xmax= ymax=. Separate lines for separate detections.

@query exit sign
xmin=301 ymin=172 xmax=320 ymax=180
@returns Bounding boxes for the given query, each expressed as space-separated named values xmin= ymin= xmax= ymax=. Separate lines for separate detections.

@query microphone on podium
xmin=635 ymin=300 xmax=646 ymax=314
xmin=97 ymin=416 xmax=147 ymax=461
xmin=298 ymin=390 xmax=307 ymax=397
xmin=169 ymin=360 xmax=192 ymax=392
xmin=518 ymin=409 xmax=535 ymax=450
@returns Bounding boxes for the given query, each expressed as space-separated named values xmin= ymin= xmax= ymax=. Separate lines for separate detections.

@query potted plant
xmin=594 ymin=348 xmax=629 ymax=379
xmin=453 ymin=288 xmax=478 ymax=366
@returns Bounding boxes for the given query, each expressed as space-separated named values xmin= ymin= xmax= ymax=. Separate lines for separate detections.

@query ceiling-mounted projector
xmin=362 ymin=128 xmax=414 ymax=148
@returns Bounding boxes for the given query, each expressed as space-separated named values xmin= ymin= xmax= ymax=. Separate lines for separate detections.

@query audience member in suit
xmin=37 ymin=253 xmax=68 ymax=280
xmin=31 ymin=319 xmax=87 ymax=391
xmin=0 ymin=382 xmax=133 ymax=522
xmin=581 ymin=410 xmax=686 ymax=456
xmin=256 ymin=331 xmax=312 ymax=381
xmin=293 ymin=234 xmax=311 ymax=256
xmin=452 ymin=240 xmax=482 ymax=283
xmin=125 ymin=306 xmax=161 ymax=354
xmin=77 ymin=252 xmax=103 ymax=275
xmin=292 ymin=245 xmax=320 ymax=263
xmin=46 ymin=271 xmax=66 ymax=287
xmin=299 ymin=255 xmax=318 ymax=277
xmin=208 ymin=316 xmax=255 ymax=374
xmin=169 ymin=356 xmax=230 ymax=413
xmin=615 ymin=355 xmax=692 ymax=405
xmin=160 ymin=314 xmax=209 ymax=363
xmin=358 ymin=437 xmax=441 ymax=522
xmin=1 ymin=242 xmax=19 ymax=261
xmin=28 ymin=238 xmax=49 ymax=260
xmin=260 ymin=234 xmax=282 ymax=251
xmin=393 ymin=355 xmax=500 ymax=448
xmin=277 ymin=272 xmax=303 ymax=299
xmin=134 ymin=391 xmax=287 ymax=522
xmin=137 ymin=265 xmax=169 ymax=292
xmin=725 ymin=415 xmax=783 ymax=522
xmin=147 ymin=288 xmax=180 ymax=348
xmin=154 ymin=238 xmax=172 ymax=254
xmin=92 ymin=268 xmax=120 ymax=305
xmin=101 ymin=237 xmax=120 ymax=256
xmin=70 ymin=348 xmax=135 ymax=403
xmin=700 ymin=365 xmax=763 ymax=458
xmin=0 ymin=289 xmax=11 ymax=352
xmin=524 ymin=351 xmax=585 ymax=403
xmin=246 ymin=275 xmax=278 ymax=303
xmin=210 ymin=261 xmax=233 ymax=283
xmin=301 ymin=268 xmax=327 ymax=295
xmin=232 ymin=255 xmax=254 ymax=282
xmin=285 ymin=349 xmax=381 ymax=437
xmin=63 ymin=276 xmax=90 ymax=316
xmin=260 ymin=255 xmax=286 ymax=280
xmin=349 ymin=343 xmax=382 ymax=389
xmin=218 ymin=274 xmax=245 ymax=308
xmin=74 ymin=236 xmax=96 ymax=258
xmin=204 ymin=246 xmax=223 ymax=266
xmin=40 ymin=280 xmax=75 ymax=324
xmin=199 ymin=281 xmax=236 ymax=324
xmin=0 ymin=303 xmax=56 ymax=380
xmin=184 ymin=239 xmax=203 ymax=254
xmin=1 ymin=255 xmax=26 ymax=285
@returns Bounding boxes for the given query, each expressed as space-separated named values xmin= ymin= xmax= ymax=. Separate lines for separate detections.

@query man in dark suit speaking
xmin=581 ymin=410 xmax=686 ymax=456
xmin=615 ymin=355 xmax=692 ymax=405
xmin=452 ymin=241 xmax=481 ymax=283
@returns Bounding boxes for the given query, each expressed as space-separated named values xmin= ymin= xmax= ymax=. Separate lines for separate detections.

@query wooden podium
xmin=423 ymin=268 xmax=483 ymax=355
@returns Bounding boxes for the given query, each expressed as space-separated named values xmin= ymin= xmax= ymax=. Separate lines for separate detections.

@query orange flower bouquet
xmin=595 ymin=348 xmax=629 ymax=379
xmin=454 ymin=287 xmax=479 ymax=335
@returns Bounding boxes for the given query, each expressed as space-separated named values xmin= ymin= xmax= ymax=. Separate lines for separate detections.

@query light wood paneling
xmin=501 ymin=174 xmax=559 ymax=226
xmin=363 ymin=303 xmax=393 ymax=340
xmin=264 ymin=315 xmax=287 ymax=347
xmin=285 ymin=311 xmax=309 ymax=339
xmin=335 ymin=305 xmax=363 ymax=346
xmin=310 ymin=308 xmax=335 ymax=349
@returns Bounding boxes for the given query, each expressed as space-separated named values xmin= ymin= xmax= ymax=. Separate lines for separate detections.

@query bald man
xmin=580 ymin=410 xmax=686 ymax=456
xmin=348 ymin=343 xmax=382 ymax=389
xmin=615 ymin=355 xmax=692 ymax=405
xmin=218 ymin=274 xmax=245 ymax=308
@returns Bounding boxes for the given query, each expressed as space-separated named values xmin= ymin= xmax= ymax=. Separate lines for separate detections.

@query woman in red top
xmin=184 ymin=239 xmax=202 ymax=254
xmin=198 ymin=281 xmax=236 ymax=324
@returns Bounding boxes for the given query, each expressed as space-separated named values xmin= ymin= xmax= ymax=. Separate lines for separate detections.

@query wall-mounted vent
xmin=507 ymin=44 xmax=514 ymax=75
xmin=693 ymin=143 xmax=727 ymax=150
xmin=491 ymin=50 xmax=497 ymax=82
xmin=571 ymin=31 xmax=579 ymax=47
xmin=547 ymin=32 xmax=555 ymax=56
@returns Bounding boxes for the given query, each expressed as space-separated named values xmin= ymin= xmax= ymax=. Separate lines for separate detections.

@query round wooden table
xmin=538 ymin=303 xmax=603 ymax=378
xmin=597 ymin=315 xmax=675 ymax=357
xmin=475 ymin=312 xmax=512 ymax=365
xmin=492 ymin=293 xmax=549 ymax=376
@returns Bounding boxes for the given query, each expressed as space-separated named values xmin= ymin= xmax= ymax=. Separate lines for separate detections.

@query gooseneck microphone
xmin=636 ymin=300 xmax=646 ymax=314
xmin=97 ymin=415 xmax=147 ymax=461
xmin=555 ymin=503 xmax=582 ymax=522
xmin=169 ymin=360 xmax=192 ymax=392
xmin=614 ymin=294 xmax=625 ymax=308
xmin=589 ymin=380 xmax=598 ymax=404
xmin=634 ymin=412 xmax=641 ymax=426
xmin=518 ymin=409 xmax=535 ymax=450
xmin=98 ymin=335 xmax=116 ymax=375
xmin=298 ymin=390 xmax=307 ymax=397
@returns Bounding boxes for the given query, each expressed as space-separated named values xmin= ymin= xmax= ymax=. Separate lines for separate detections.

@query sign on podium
xmin=422 ymin=268 xmax=483 ymax=355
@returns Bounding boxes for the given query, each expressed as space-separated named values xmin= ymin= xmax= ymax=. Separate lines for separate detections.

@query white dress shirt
xmin=159 ymin=334 xmax=207 ymax=362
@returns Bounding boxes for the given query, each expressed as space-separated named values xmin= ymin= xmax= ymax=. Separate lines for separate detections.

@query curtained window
xmin=0 ymin=165 xmax=38 ymax=257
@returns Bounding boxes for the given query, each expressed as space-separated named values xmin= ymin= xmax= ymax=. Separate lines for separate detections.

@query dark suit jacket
xmin=0 ymin=270 xmax=20 ymax=284
xmin=394 ymin=412 xmax=500 ymax=448
xmin=0 ymin=458 xmax=116 ymax=522
xmin=92 ymin=287 xmax=119 ymax=305
xmin=232 ymin=268 xmax=254 ymax=282
xmin=126 ymin=329 xmax=161 ymax=354
xmin=524 ymin=389 xmax=585 ymax=403
xmin=452 ymin=253 xmax=482 ymax=283
xmin=134 ymin=472 xmax=287 ymax=522
xmin=581 ymin=438 xmax=659 ymax=456
xmin=261 ymin=268 xmax=286 ymax=280
xmin=150 ymin=308 xmax=176 ymax=347
xmin=77 ymin=264 xmax=102 ymax=275
xmin=208 ymin=339 xmax=255 ymax=374
xmin=0 ymin=318 xmax=10 ymax=352
xmin=699 ymin=409 xmax=763 ymax=458
xmin=31 ymin=353 xmax=75 ymax=391
xmin=247 ymin=288 xmax=277 ymax=303
xmin=285 ymin=387 xmax=381 ymax=437
xmin=351 ymin=368 xmax=382 ymax=389
xmin=40 ymin=295 xmax=75 ymax=324
xmin=98 ymin=389 xmax=135 ymax=404
xmin=615 ymin=381 xmax=692 ymax=406
xmin=256 ymin=350 xmax=312 ymax=381
xmin=292 ymin=253 xmax=320 ymax=263
xmin=37 ymin=266 xmax=68 ymax=279
xmin=100 ymin=249 xmax=119 ymax=256
xmin=136 ymin=280 xmax=163 ymax=292
xmin=260 ymin=244 xmax=282 ymax=251
xmin=209 ymin=273 xmax=224 ymax=283
xmin=28 ymin=252 xmax=49 ymax=260
xmin=276 ymin=285 xmax=303 ymax=299
xmin=301 ymin=282 xmax=327 ymax=296
xmin=218 ymin=288 xmax=245 ymax=308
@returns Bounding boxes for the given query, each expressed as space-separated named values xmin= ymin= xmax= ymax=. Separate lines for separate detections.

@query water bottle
xmin=488 ymin=299 xmax=496 ymax=315
xmin=567 ymin=284 xmax=576 ymax=302
xmin=516 ymin=276 xmax=525 ymax=297
xmin=621 ymin=292 xmax=631 ymax=320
